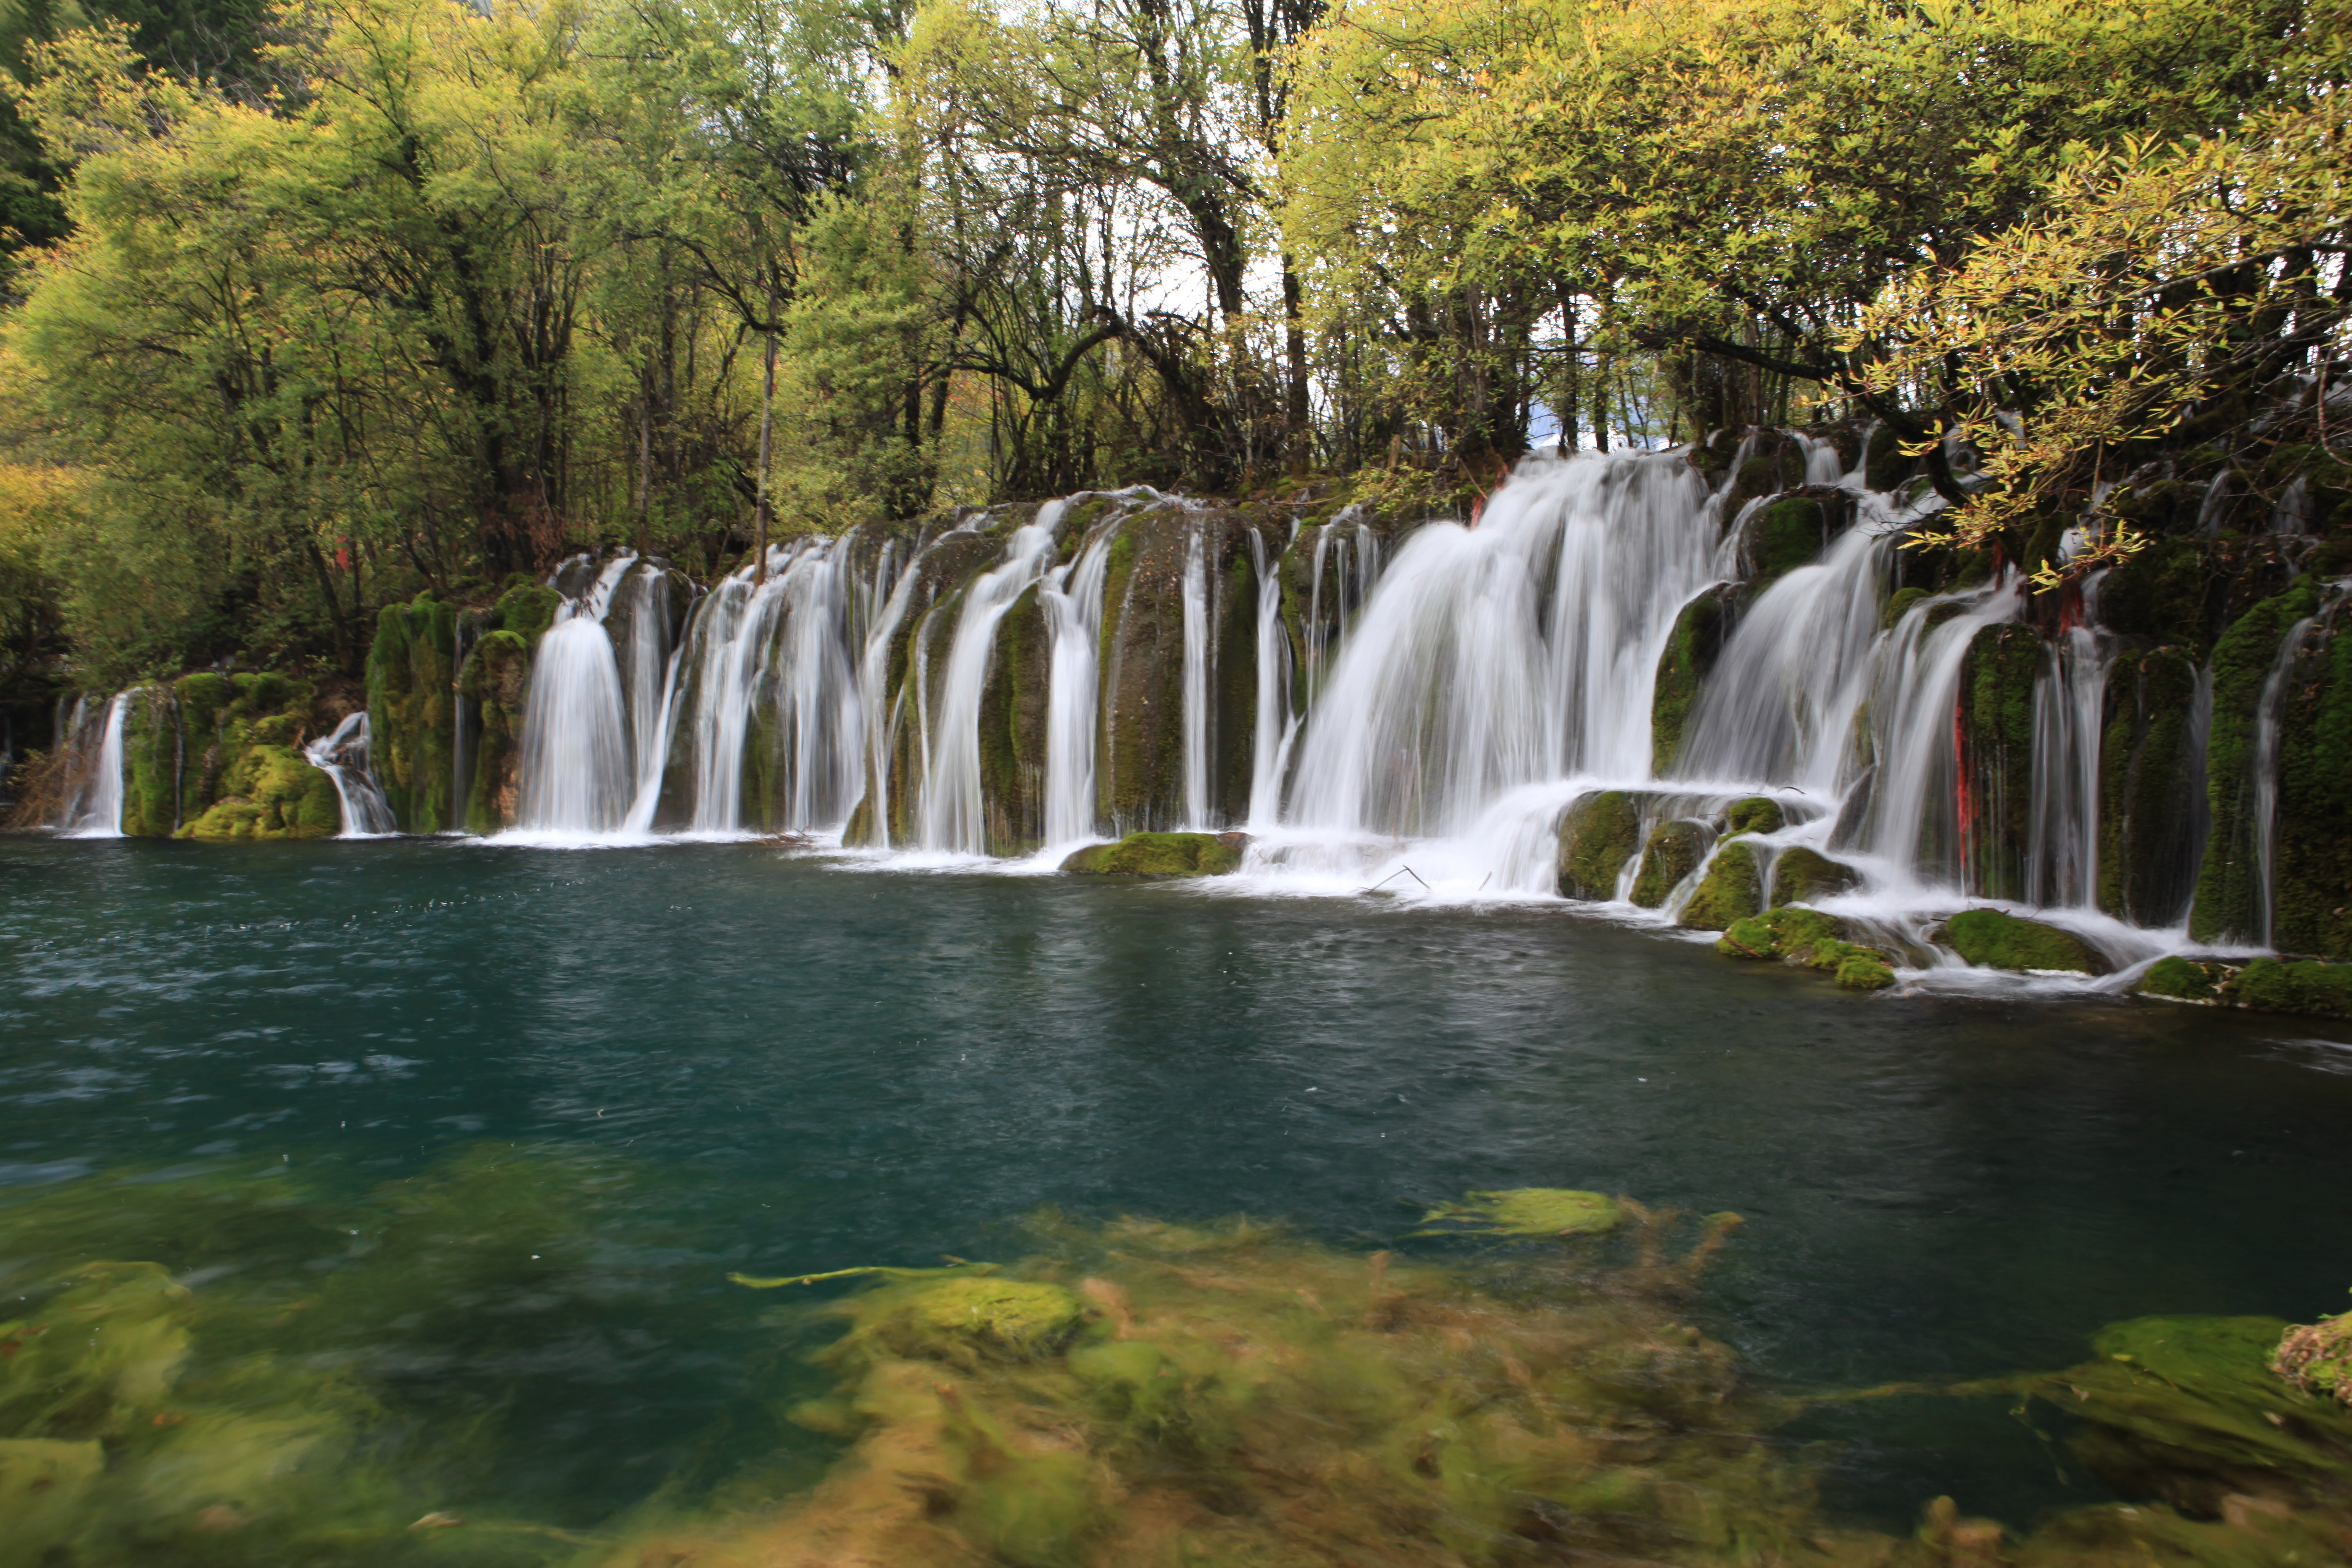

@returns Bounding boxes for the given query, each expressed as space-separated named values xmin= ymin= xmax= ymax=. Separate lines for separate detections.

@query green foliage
xmin=1059 ymin=830 xmax=1243 ymax=877
xmin=1939 ymin=909 xmax=2099 ymax=975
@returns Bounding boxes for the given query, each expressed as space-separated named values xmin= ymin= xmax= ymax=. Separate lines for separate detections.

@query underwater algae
xmin=8 ymin=1162 xmax=2352 ymax=1568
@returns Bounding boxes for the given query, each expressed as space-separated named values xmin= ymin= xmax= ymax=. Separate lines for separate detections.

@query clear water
xmin=7 ymin=837 xmax=2351 ymax=1537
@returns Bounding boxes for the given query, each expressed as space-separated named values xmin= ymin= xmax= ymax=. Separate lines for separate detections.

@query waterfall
xmin=1041 ymin=525 xmax=1114 ymax=847
xmin=1179 ymin=526 xmax=1212 ymax=830
xmin=1246 ymin=526 xmax=1297 ymax=828
xmin=2024 ymin=620 xmax=2112 ymax=909
xmin=58 ymin=692 xmax=126 ymax=838
xmin=917 ymin=503 xmax=1065 ymax=853
xmin=2250 ymin=611 xmax=2317 ymax=947
xmin=1285 ymin=454 xmax=1715 ymax=836
xmin=304 ymin=712 xmax=399 ymax=837
xmin=851 ymin=542 xmax=921 ymax=848
xmin=515 ymin=595 xmax=633 ymax=837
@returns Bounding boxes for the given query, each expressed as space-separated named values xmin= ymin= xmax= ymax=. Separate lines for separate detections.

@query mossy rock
xmin=2137 ymin=956 xmax=2227 ymax=1003
xmin=1060 ymin=831 xmax=1244 ymax=877
xmin=1717 ymin=908 xmax=1894 ymax=990
xmin=1556 ymin=790 xmax=1640 ymax=900
xmin=2275 ymin=1302 xmax=2352 ymax=1408
xmin=1680 ymin=841 xmax=1762 ymax=931
xmin=1629 ymin=819 xmax=1712 ymax=908
xmin=1769 ymin=846 xmax=1859 ymax=908
xmin=491 ymin=582 xmax=562 ymax=645
xmin=1651 ymin=588 xmax=1736 ymax=773
xmin=177 ymin=744 xmax=340 ymax=841
xmin=1882 ymin=585 xmax=1932 ymax=631
xmin=1743 ymin=489 xmax=1851 ymax=586
xmin=1724 ymin=796 xmax=1783 ymax=835
xmin=1415 ymin=1188 xmax=1626 ymax=1238
xmin=2230 ymin=959 xmax=2352 ymax=1019
xmin=1955 ymin=623 xmax=2041 ymax=900
xmin=2192 ymin=578 xmax=2323 ymax=945
xmin=1937 ymin=909 xmax=2103 ymax=975
xmin=2098 ymin=647 xmax=2205 ymax=927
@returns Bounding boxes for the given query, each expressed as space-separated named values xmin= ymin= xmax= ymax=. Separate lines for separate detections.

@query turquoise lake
xmin=6 ymin=835 xmax=2351 ymax=1543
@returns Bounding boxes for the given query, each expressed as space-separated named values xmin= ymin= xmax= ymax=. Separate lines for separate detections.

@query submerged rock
xmin=1556 ymin=790 xmax=1641 ymax=899
xmin=1415 ymin=1188 xmax=1626 ymax=1238
xmin=1681 ymin=841 xmax=1762 ymax=930
xmin=1060 ymin=830 xmax=1245 ymax=877
xmin=1630 ymin=819 xmax=1713 ymax=908
xmin=1937 ymin=909 xmax=2104 ymax=975
xmin=1768 ymin=845 xmax=1859 ymax=907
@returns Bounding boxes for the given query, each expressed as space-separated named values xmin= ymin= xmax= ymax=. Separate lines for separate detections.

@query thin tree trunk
xmin=636 ymin=385 xmax=653 ymax=559
xmin=753 ymin=299 xmax=777 ymax=588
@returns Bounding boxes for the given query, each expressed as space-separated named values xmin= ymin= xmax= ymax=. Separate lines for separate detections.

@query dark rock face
xmin=2191 ymin=580 xmax=2320 ymax=945
xmin=1955 ymin=623 xmax=2040 ymax=901
xmin=2097 ymin=646 xmax=2206 ymax=928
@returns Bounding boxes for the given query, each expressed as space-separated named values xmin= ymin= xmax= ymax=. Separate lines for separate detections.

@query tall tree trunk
xmin=753 ymin=304 xmax=777 ymax=588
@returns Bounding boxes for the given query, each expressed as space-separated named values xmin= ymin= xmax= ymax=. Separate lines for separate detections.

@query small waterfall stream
xmin=58 ymin=692 xmax=127 ymax=837
xmin=1041 ymin=526 xmax=1114 ymax=848
xmin=304 ymin=712 xmax=399 ymax=837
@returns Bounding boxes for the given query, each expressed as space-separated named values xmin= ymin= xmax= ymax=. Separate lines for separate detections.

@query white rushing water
xmin=303 ymin=712 xmax=399 ymax=837
xmin=1041 ymin=526 xmax=1114 ymax=849
xmin=57 ymin=692 xmax=127 ymax=838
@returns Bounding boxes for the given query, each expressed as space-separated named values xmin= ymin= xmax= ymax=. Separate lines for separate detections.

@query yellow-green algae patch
xmin=1414 ymin=1186 xmax=1628 ymax=1238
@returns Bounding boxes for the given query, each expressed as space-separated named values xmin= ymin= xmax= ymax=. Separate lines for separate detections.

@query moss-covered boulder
xmin=2192 ymin=578 xmax=2322 ymax=945
xmin=2097 ymin=646 xmax=2206 ymax=927
xmin=178 ymin=744 xmax=340 ymax=841
xmin=2275 ymin=1299 xmax=2352 ymax=1407
xmin=365 ymin=593 xmax=461 ymax=833
xmin=2137 ymin=956 xmax=2228 ymax=1003
xmin=459 ymin=630 xmax=533 ymax=833
xmin=1724 ymin=796 xmax=1783 ymax=836
xmin=1681 ymin=841 xmax=1763 ymax=930
xmin=1650 ymin=588 xmax=1736 ymax=774
xmin=1742 ymin=488 xmax=1852 ymax=587
xmin=1937 ymin=909 xmax=2103 ymax=975
xmin=2231 ymin=958 xmax=2352 ymax=1019
xmin=2269 ymin=611 xmax=2352 ymax=959
xmin=1955 ymin=622 xmax=2040 ymax=900
xmin=1060 ymin=830 xmax=1244 ymax=877
xmin=1556 ymin=790 xmax=1641 ymax=900
xmin=1629 ymin=819 xmax=1712 ymax=908
xmin=1769 ymin=845 xmax=1860 ymax=907
xmin=1716 ymin=907 xmax=1894 ymax=990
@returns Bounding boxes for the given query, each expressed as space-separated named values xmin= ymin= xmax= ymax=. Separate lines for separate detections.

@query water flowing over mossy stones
xmin=1556 ymin=790 xmax=1640 ymax=899
xmin=1651 ymin=589 xmax=1736 ymax=774
xmin=1743 ymin=489 xmax=1852 ymax=587
xmin=1060 ymin=830 xmax=1244 ymax=876
xmin=1630 ymin=820 xmax=1712 ymax=908
xmin=1414 ymin=1188 xmax=1627 ymax=1238
xmin=1768 ymin=845 xmax=1859 ymax=907
xmin=1937 ymin=909 xmax=2104 ymax=975
xmin=1681 ymin=841 xmax=1762 ymax=930
xmin=1724 ymin=796 xmax=1783 ymax=836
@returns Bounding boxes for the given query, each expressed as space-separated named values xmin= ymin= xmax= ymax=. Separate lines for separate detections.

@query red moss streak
xmin=1953 ymin=697 xmax=1975 ymax=841
xmin=2055 ymin=578 xmax=2085 ymax=634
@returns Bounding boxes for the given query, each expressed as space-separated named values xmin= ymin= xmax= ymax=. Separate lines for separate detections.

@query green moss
xmin=118 ymin=686 xmax=178 ymax=837
xmin=1681 ymin=840 xmax=1762 ymax=930
xmin=490 ymin=583 xmax=561 ymax=645
xmin=1651 ymin=590 xmax=1733 ymax=774
xmin=1939 ymin=909 xmax=2101 ymax=974
xmin=859 ymin=1277 xmax=1087 ymax=1364
xmin=1744 ymin=490 xmax=1849 ymax=586
xmin=1882 ymin=585 xmax=1930 ymax=631
xmin=2138 ymin=956 xmax=2225 ymax=1003
xmin=975 ymin=583 xmax=1050 ymax=853
xmin=1556 ymin=790 xmax=1641 ymax=899
xmin=2099 ymin=538 xmax=2216 ymax=650
xmin=1955 ymin=624 xmax=2040 ymax=899
xmin=1769 ymin=845 xmax=1859 ymax=907
xmin=459 ymin=630 xmax=533 ymax=833
xmin=1630 ymin=819 xmax=1712 ymax=908
xmin=364 ymin=593 xmax=461 ymax=833
xmin=1717 ymin=908 xmax=1895 ymax=990
xmin=2270 ymin=613 xmax=2352 ymax=958
xmin=1060 ymin=830 xmax=1243 ymax=877
xmin=178 ymin=744 xmax=339 ymax=841
xmin=1414 ymin=1188 xmax=1626 ymax=1238
xmin=2275 ymin=1298 xmax=2352 ymax=1407
xmin=2231 ymin=959 xmax=2352 ymax=1019
xmin=2097 ymin=647 xmax=2204 ymax=926
xmin=1724 ymin=796 xmax=1783 ymax=835
xmin=2192 ymin=579 xmax=2322 ymax=944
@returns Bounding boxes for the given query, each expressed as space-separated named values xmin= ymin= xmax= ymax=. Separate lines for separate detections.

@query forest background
xmin=0 ymin=0 xmax=2343 ymax=735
